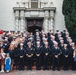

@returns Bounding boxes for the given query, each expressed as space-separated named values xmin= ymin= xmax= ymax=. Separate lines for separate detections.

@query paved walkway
xmin=0 ymin=70 xmax=76 ymax=75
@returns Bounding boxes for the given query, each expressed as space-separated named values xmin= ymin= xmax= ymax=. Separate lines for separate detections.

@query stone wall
xmin=0 ymin=0 xmax=66 ymax=32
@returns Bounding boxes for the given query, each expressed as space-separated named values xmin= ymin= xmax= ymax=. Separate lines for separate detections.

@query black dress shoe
xmin=57 ymin=68 xmax=60 ymax=71
xmin=52 ymin=68 xmax=55 ymax=71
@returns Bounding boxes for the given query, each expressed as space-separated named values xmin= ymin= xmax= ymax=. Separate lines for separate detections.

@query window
xmin=31 ymin=0 xmax=38 ymax=8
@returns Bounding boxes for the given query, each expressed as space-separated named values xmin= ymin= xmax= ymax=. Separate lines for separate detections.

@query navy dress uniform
xmin=3 ymin=40 xmax=9 ymax=53
xmin=18 ymin=43 xmax=25 ymax=70
xmin=43 ymin=42 xmax=50 ymax=70
xmin=62 ymin=44 xmax=70 ymax=70
xmin=69 ymin=43 xmax=75 ymax=69
xmin=14 ymin=44 xmax=19 ymax=70
xmin=35 ymin=41 xmax=42 ymax=70
xmin=59 ymin=40 xmax=64 ymax=66
xmin=26 ymin=42 xmax=34 ymax=70
xmin=52 ymin=42 xmax=60 ymax=71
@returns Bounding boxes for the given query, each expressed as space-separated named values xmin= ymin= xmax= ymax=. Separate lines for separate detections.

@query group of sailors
xmin=0 ymin=29 xmax=76 ymax=73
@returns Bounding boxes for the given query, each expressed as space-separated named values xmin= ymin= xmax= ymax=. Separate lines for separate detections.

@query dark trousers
xmin=14 ymin=57 xmax=19 ymax=69
xmin=72 ymin=61 xmax=76 ymax=70
xmin=52 ymin=57 xmax=60 ymax=70
xmin=69 ymin=54 xmax=73 ymax=68
xmin=0 ymin=65 xmax=1 ymax=71
xmin=63 ymin=57 xmax=68 ymax=70
xmin=27 ymin=57 xmax=32 ymax=70
xmin=43 ymin=55 xmax=49 ymax=70
xmin=19 ymin=57 xmax=24 ymax=70
xmin=0 ymin=60 xmax=1 ymax=71
xmin=36 ymin=56 xmax=41 ymax=70
xmin=59 ymin=54 xmax=63 ymax=67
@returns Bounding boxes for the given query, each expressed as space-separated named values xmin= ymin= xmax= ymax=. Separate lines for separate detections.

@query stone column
xmin=15 ymin=11 xmax=19 ymax=31
xmin=44 ymin=10 xmax=49 ymax=33
xmin=49 ymin=11 xmax=55 ymax=32
xmin=20 ymin=11 xmax=25 ymax=32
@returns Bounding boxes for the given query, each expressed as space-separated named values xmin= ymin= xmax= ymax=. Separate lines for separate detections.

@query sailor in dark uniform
xmin=3 ymin=38 xmax=9 ymax=53
xmin=18 ymin=43 xmax=25 ymax=70
xmin=59 ymin=40 xmax=64 ymax=67
xmin=35 ymin=41 xmax=42 ymax=70
xmin=62 ymin=44 xmax=70 ymax=70
xmin=14 ymin=44 xmax=19 ymax=70
xmin=43 ymin=42 xmax=50 ymax=70
xmin=26 ymin=42 xmax=34 ymax=70
xmin=52 ymin=41 xmax=60 ymax=71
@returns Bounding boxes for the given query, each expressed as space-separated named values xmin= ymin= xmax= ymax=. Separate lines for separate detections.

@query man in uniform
xmin=43 ymin=42 xmax=50 ymax=70
xmin=52 ymin=42 xmax=60 ymax=71
xmin=26 ymin=42 xmax=34 ymax=70
xmin=14 ymin=44 xmax=19 ymax=70
xmin=18 ymin=43 xmax=25 ymax=70
xmin=35 ymin=41 xmax=42 ymax=70
xmin=3 ymin=37 xmax=10 ymax=53
xmin=62 ymin=44 xmax=70 ymax=70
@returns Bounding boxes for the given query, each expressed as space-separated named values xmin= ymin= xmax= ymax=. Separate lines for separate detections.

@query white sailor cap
xmin=71 ymin=43 xmax=75 ymax=45
xmin=15 ymin=34 xmax=18 ymax=37
xmin=13 ymin=36 xmax=16 ymax=39
xmin=59 ymin=37 xmax=63 ymax=40
xmin=67 ymin=37 xmax=71 ymax=39
xmin=60 ymin=40 xmax=64 ymax=42
xmin=51 ymin=36 xmax=55 ymax=39
xmin=37 ymin=41 xmax=40 ymax=44
xmin=68 ymin=39 xmax=72 ymax=42
xmin=64 ymin=44 xmax=67 ymax=46
xmin=5 ymin=37 xmax=8 ymax=39
xmin=27 ymin=42 xmax=31 ymax=45
xmin=58 ymin=35 xmax=61 ymax=37
xmin=36 ymin=39 xmax=40 ymax=41
xmin=30 ymin=35 xmax=33 ymax=37
xmin=20 ymin=43 xmax=23 ymax=46
xmin=43 ymin=38 xmax=47 ymax=41
xmin=66 ymin=32 xmax=69 ymax=34
xmin=53 ymin=41 xmax=58 ymax=44
xmin=45 ymin=42 xmax=48 ymax=45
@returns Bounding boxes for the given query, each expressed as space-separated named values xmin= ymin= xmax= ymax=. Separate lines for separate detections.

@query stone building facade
xmin=0 ymin=0 xmax=66 ymax=32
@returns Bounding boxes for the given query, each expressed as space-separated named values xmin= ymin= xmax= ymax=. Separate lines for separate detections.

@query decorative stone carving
xmin=49 ymin=10 xmax=55 ymax=32
xmin=13 ymin=1 xmax=56 ymax=33
xmin=43 ymin=18 xmax=48 ymax=33
xmin=20 ymin=11 xmax=25 ymax=32
xmin=15 ymin=17 xmax=19 ymax=31
xmin=20 ymin=18 xmax=25 ymax=32
xmin=44 ymin=10 xmax=49 ymax=18
xmin=44 ymin=10 xmax=49 ymax=33
xmin=20 ymin=11 xmax=25 ymax=17
xmin=15 ymin=11 xmax=19 ymax=31
xmin=50 ymin=11 xmax=55 ymax=18
xmin=15 ymin=11 xmax=19 ymax=18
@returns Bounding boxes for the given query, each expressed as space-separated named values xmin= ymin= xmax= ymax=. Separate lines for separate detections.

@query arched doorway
xmin=27 ymin=18 xmax=43 ymax=33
